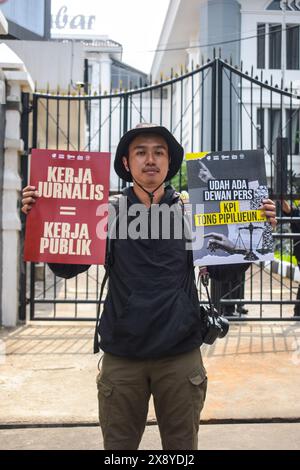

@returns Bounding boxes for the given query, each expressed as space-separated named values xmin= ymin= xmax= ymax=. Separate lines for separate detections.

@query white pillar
xmin=89 ymin=54 xmax=112 ymax=155
xmin=186 ymin=45 xmax=201 ymax=152
xmin=99 ymin=54 xmax=112 ymax=172
xmin=2 ymin=101 xmax=22 ymax=326
xmin=89 ymin=59 xmax=101 ymax=151
xmin=99 ymin=53 xmax=112 ymax=96
xmin=89 ymin=53 xmax=118 ymax=189
xmin=0 ymin=44 xmax=34 ymax=326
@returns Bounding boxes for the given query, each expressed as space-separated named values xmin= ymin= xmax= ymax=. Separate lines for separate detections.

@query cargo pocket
xmin=189 ymin=367 xmax=208 ymax=429
xmin=97 ymin=378 xmax=113 ymax=432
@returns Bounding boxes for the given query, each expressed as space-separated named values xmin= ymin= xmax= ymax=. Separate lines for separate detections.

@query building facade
xmin=151 ymin=0 xmax=300 ymax=177
xmin=1 ymin=1 xmax=147 ymax=190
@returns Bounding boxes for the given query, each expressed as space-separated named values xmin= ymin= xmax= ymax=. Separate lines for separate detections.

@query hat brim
xmin=114 ymin=126 xmax=184 ymax=183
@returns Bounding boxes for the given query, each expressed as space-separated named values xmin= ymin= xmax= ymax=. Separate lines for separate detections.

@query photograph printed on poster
xmin=186 ymin=150 xmax=274 ymax=266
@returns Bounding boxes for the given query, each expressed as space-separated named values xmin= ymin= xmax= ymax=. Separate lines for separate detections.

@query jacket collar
xmin=122 ymin=185 xmax=180 ymax=207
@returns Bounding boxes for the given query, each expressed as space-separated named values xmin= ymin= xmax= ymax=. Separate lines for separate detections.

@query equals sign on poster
xmin=59 ymin=206 xmax=77 ymax=216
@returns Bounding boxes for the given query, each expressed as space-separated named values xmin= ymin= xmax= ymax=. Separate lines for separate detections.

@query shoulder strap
xmin=93 ymin=268 xmax=110 ymax=353
xmin=177 ymin=197 xmax=195 ymax=268
xmin=93 ymin=201 xmax=120 ymax=354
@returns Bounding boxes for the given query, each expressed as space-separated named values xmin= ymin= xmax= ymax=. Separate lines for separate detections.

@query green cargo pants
xmin=96 ymin=348 xmax=207 ymax=450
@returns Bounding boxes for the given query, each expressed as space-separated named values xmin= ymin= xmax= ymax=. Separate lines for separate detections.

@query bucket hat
xmin=114 ymin=123 xmax=184 ymax=183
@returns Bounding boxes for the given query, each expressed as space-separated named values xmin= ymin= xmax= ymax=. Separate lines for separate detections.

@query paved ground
xmin=1 ymin=321 xmax=300 ymax=428
xmin=1 ymin=423 xmax=300 ymax=450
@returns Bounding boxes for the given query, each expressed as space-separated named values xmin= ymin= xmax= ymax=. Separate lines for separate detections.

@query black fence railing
xmin=20 ymin=58 xmax=300 ymax=321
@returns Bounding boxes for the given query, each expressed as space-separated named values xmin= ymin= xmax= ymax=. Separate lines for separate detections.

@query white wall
xmin=1 ymin=40 xmax=84 ymax=92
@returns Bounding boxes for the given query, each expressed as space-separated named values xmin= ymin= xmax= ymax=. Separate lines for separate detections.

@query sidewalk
xmin=0 ymin=321 xmax=300 ymax=443
xmin=1 ymin=423 xmax=300 ymax=450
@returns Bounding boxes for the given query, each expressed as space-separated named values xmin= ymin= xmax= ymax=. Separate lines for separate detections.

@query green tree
xmin=171 ymin=161 xmax=188 ymax=192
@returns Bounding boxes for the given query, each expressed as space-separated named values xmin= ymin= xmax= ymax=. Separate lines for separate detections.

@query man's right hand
xmin=21 ymin=186 xmax=39 ymax=215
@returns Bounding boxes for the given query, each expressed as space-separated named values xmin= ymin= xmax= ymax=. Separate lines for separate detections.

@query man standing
xmin=22 ymin=124 xmax=277 ymax=450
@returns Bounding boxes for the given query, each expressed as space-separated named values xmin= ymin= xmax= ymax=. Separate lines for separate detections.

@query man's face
xmin=122 ymin=134 xmax=169 ymax=186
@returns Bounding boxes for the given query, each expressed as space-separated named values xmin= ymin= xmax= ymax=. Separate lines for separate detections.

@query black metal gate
xmin=20 ymin=57 xmax=300 ymax=321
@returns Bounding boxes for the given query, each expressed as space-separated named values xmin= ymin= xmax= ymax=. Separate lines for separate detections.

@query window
xmin=269 ymin=23 xmax=282 ymax=69
xmin=258 ymin=109 xmax=300 ymax=155
xmin=257 ymin=22 xmax=300 ymax=70
xmin=257 ymin=108 xmax=265 ymax=149
xmin=269 ymin=109 xmax=281 ymax=153
xmin=257 ymin=23 xmax=266 ymax=69
xmin=287 ymin=24 xmax=300 ymax=70
xmin=111 ymin=63 xmax=146 ymax=90
xmin=286 ymin=109 xmax=300 ymax=155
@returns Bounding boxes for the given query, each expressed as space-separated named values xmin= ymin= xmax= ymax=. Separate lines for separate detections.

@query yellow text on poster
xmin=219 ymin=201 xmax=240 ymax=213
xmin=194 ymin=209 xmax=267 ymax=227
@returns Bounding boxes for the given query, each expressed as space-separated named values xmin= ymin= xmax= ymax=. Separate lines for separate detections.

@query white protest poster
xmin=186 ymin=150 xmax=274 ymax=266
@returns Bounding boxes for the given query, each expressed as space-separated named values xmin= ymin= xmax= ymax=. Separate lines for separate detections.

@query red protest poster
xmin=24 ymin=149 xmax=110 ymax=265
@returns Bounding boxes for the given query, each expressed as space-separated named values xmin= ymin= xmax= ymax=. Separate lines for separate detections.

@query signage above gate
xmin=51 ymin=0 xmax=103 ymax=40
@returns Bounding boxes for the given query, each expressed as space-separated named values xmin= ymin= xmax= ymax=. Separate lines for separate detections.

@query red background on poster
xmin=24 ymin=149 xmax=110 ymax=265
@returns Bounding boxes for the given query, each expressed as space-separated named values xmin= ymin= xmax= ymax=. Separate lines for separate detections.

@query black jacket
xmin=49 ymin=187 xmax=248 ymax=359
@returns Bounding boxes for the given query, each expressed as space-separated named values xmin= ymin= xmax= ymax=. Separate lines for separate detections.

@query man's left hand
xmin=261 ymin=199 xmax=277 ymax=228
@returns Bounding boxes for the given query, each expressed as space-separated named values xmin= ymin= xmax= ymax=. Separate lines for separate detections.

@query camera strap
xmin=198 ymin=267 xmax=214 ymax=313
